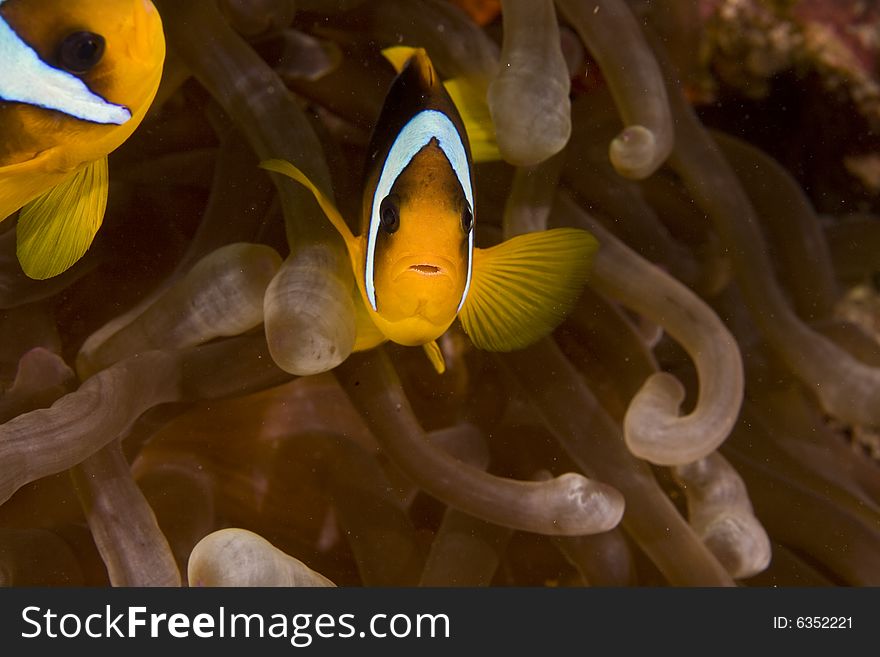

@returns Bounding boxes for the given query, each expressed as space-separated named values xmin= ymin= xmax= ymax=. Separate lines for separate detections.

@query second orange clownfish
xmin=0 ymin=0 xmax=165 ymax=279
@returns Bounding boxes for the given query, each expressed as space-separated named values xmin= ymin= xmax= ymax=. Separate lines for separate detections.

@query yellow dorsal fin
xmin=459 ymin=228 xmax=598 ymax=351
xmin=381 ymin=45 xmax=420 ymax=74
xmin=443 ymin=77 xmax=502 ymax=163
xmin=259 ymin=158 xmax=358 ymax=250
xmin=422 ymin=340 xmax=446 ymax=374
xmin=16 ymin=156 xmax=108 ymax=279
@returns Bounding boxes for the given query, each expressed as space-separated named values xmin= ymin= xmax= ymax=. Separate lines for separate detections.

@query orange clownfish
xmin=262 ymin=47 xmax=596 ymax=373
xmin=0 ymin=0 xmax=166 ymax=279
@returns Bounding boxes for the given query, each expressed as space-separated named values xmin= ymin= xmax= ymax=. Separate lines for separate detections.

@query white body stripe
xmin=365 ymin=109 xmax=474 ymax=312
xmin=0 ymin=12 xmax=130 ymax=125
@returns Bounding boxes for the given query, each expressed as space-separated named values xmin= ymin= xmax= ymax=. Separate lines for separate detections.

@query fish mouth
xmin=409 ymin=264 xmax=442 ymax=275
xmin=393 ymin=255 xmax=456 ymax=281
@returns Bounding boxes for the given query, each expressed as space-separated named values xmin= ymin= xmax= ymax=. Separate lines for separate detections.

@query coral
xmin=701 ymin=0 xmax=880 ymax=124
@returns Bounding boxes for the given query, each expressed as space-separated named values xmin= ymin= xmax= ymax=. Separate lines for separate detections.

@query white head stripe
xmin=0 ymin=14 xmax=131 ymax=125
xmin=365 ymin=109 xmax=474 ymax=312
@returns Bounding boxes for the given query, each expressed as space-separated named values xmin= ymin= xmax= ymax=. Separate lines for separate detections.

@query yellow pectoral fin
xmin=422 ymin=340 xmax=447 ymax=374
xmin=16 ymin=156 xmax=108 ymax=280
xmin=259 ymin=158 xmax=358 ymax=250
xmin=443 ymin=77 xmax=502 ymax=163
xmin=0 ymin=149 xmax=70 ymax=222
xmin=459 ymin=228 xmax=598 ymax=351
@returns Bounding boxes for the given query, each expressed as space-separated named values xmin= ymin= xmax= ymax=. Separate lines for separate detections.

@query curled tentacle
xmin=663 ymin=52 xmax=880 ymax=427
xmin=554 ymin=192 xmax=744 ymax=466
xmin=336 ymin=349 xmax=625 ymax=537
xmin=497 ymin=339 xmax=735 ymax=586
xmin=555 ymin=0 xmax=674 ymax=178
xmin=565 ymin=93 xmax=706 ymax=291
xmin=672 ymin=453 xmax=772 ymax=580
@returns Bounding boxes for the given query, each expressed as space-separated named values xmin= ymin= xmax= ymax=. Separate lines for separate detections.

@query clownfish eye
xmin=58 ymin=31 xmax=106 ymax=74
xmin=462 ymin=204 xmax=474 ymax=233
xmin=379 ymin=194 xmax=400 ymax=234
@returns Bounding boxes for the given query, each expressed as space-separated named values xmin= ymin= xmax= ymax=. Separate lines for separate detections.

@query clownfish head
xmin=0 ymin=0 xmax=165 ymax=166
xmin=363 ymin=111 xmax=475 ymax=347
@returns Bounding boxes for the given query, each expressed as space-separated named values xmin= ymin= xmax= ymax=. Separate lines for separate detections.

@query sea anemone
xmin=1 ymin=0 xmax=878 ymax=587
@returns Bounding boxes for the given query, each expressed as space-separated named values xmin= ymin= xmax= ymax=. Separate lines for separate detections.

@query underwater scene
xmin=1 ymin=0 xmax=879 ymax=587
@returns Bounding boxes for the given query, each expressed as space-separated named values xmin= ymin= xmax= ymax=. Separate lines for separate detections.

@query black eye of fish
xmin=462 ymin=204 xmax=474 ymax=233
xmin=58 ymin=31 xmax=106 ymax=74
xmin=379 ymin=195 xmax=400 ymax=234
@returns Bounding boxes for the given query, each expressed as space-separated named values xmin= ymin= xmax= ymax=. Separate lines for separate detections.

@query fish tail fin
xmin=259 ymin=158 xmax=359 ymax=253
xmin=16 ymin=156 xmax=108 ymax=279
xmin=459 ymin=228 xmax=598 ymax=351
